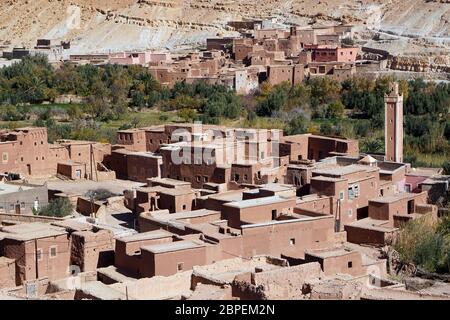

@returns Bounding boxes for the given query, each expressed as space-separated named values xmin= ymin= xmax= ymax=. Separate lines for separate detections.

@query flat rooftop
xmin=241 ymin=214 xmax=330 ymax=229
xmin=369 ymin=193 xmax=413 ymax=204
xmin=193 ymin=256 xmax=284 ymax=282
xmin=160 ymin=140 xmax=235 ymax=151
xmin=159 ymin=187 xmax=195 ymax=196
xmin=407 ymin=167 xmax=442 ymax=177
xmin=306 ymin=247 xmax=355 ymax=259
xmin=188 ymin=222 xmax=240 ymax=240
xmin=149 ymin=209 xmax=221 ymax=223
xmin=420 ymin=175 xmax=450 ymax=185
xmin=377 ymin=161 xmax=407 ymax=173
xmin=296 ymin=194 xmax=328 ymax=203
xmin=142 ymin=240 xmax=206 ymax=254
xmin=208 ymin=189 xmax=245 ymax=202
xmin=311 ymin=175 xmax=346 ymax=183
xmin=346 ymin=217 xmax=397 ymax=232
xmin=142 ymin=125 xmax=165 ymax=132
xmin=57 ymin=160 xmax=85 ymax=166
xmin=312 ymin=164 xmax=376 ymax=177
xmin=117 ymin=128 xmax=145 ymax=133
xmin=127 ymin=151 xmax=161 ymax=158
xmin=0 ymin=183 xmax=36 ymax=195
xmin=118 ymin=230 xmax=174 ymax=242
xmin=56 ymin=139 xmax=105 ymax=146
xmin=149 ymin=177 xmax=191 ymax=187
xmin=9 ymin=127 xmax=44 ymax=133
xmin=51 ymin=219 xmax=93 ymax=232
xmin=260 ymin=183 xmax=296 ymax=192
xmin=137 ymin=186 xmax=194 ymax=196
xmin=225 ymin=195 xmax=292 ymax=209
xmin=78 ymin=281 xmax=129 ymax=300
xmin=47 ymin=178 xmax=144 ymax=196
xmin=0 ymin=222 xmax=67 ymax=241
xmin=308 ymin=133 xmax=355 ymax=143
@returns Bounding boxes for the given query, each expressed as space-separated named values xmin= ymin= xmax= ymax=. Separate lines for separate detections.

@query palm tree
xmin=362 ymin=138 xmax=384 ymax=154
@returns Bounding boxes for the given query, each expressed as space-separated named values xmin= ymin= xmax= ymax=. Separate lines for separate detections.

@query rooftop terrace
xmin=224 ymin=195 xmax=292 ymax=209
xmin=142 ymin=240 xmax=206 ymax=254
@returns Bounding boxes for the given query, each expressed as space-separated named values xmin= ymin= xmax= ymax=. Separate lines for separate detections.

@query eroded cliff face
xmin=0 ymin=0 xmax=448 ymax=58
xmin=388 ymin=55 xmax=450 ymax=73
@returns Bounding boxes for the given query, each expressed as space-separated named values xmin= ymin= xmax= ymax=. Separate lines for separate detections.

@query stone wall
xmin=0 ymin=213 xmax=65 ymax=224
xmin=252 ymin=262 xmax=323 ymax=299
xmin=110 ymin=271 xmax=193 ymax=300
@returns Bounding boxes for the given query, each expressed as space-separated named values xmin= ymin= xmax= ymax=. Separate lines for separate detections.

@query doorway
xmin=407 ymin=200 xmax=414 ymax=214
xmin=272 ymin=209 xmax=277 ymax=220
xmin=357 ymin=207 xmax=368 ymax=220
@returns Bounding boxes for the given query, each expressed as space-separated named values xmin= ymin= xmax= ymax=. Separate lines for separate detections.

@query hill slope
xmin=0 ymin=0 xmax=448 ymax=57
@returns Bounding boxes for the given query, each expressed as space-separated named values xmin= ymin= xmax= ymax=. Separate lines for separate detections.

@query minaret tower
xmin=385 ymin=82 xmax=403 ymax=163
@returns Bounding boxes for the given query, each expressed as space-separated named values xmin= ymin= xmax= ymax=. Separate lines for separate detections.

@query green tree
xmin=353 ymin=120 xmax=370 ymax=137
xmin=395 ymin=216 xmax=450 ymax=273
xmin=178 ymin=108 xmax=197 ymax=122
xmin=285 ymin=114 xmax=308 ymax=135
xmin=341 ymin=37 xmax=354 ymax=46
xmin=159 ymin=114 xmax=169 ymax=122
xmin=361 ymin=137 xmax=384 ymax=154
xmin=67 ymin=104 xmax=84 ymax=120
xmin=308 ymin=77 xmax=340 ymax=112
xmin=325 ymin=101 xmax=345 ymax=119
xmin=0 ymin=105 xmax=29 ymax=121
xmin=34 ymin=198 xmax=73 ymax=217
xmin=256 ymin=82 xmax=290 ymax=116
xmin=443 ymin=161 xmax=450 ymax=175
xmin=319 ymin=122 xmax=334 ymax=136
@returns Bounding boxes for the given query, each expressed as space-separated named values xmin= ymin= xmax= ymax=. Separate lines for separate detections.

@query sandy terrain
xmin=0 ymin=0 xmax=448 ymax=59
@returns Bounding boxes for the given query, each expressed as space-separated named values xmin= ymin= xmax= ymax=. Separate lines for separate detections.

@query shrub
xmin=285 ymin=114 xmax=308 ymax=135
xmin=0 ymin=104 xmax=29 ymax=121
xmin=353 ymin=120 xmax=370 ymax=137
xmin=395 ymin=215 xmax=450 ymax=273
xmin=319 ymin=122 xmax=334 ymax=136
xmin=443 ymin=161 xmax=450 ymax=175
xmin=341 ymin=37 xmax=355 ymax=46
xmin=256 ymin=83 xmax=289 ymax=116
xmin=178 ymin=108 xmax=197 ymax=122
xmin=34 ymin=198 xmax=73 ymax=217
xmin=159 ymin=114 xmax=169 ymax=122
xmin=325 ymin=101 xmax=344 ymax=119
xmin=361 ymin=137 xmax=384 ymax=154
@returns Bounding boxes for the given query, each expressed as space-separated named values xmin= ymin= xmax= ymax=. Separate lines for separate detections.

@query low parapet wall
xmin=361 ymin=287 xmax=450 ymax=300
xmin=252 ymin=262 xmax=323 ymax=299
xmin=0 ymin=213 xmax=65 ymax=224
xmin=231 ymin=262 xmax=323 ymax=300
xmin=110 ymin=271 xmax=193 ymax=300
xmin=76 ymin=197 xmax=104 ymax=217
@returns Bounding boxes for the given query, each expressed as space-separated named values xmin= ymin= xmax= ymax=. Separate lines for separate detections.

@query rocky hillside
xmin=0 ymin=0 xmax=448 ymax=59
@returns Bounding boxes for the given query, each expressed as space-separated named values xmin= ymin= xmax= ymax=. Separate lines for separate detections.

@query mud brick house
xmin=345 ymin=192 xmax=437 ymax=245
xmin=0 ymin=181 xmax=48 ymax=215
xmin=0 ymin=223 xmax=71 ymax=286
xmin=0 ymin=127 xmax=114 ymax=181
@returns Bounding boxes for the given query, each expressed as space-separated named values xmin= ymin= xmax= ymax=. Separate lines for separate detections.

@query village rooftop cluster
xmin=0 ymin=82 xmax=449 ymax=300
xmin=1 ymin=20 xmax=392 ymax=93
